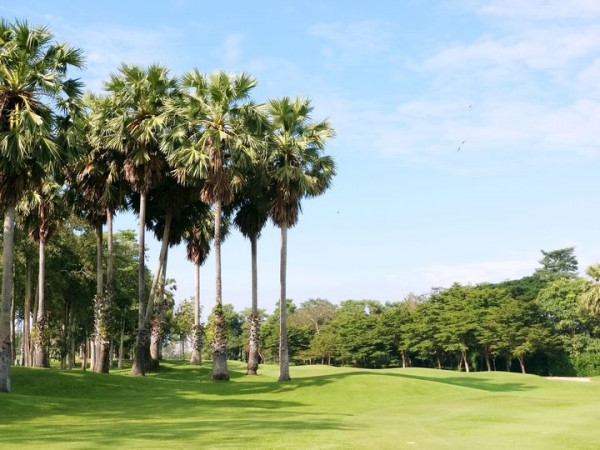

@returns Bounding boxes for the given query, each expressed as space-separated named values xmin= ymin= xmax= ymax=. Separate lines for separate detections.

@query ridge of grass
xmin=1 ymin=361 xmax=599 ymax=449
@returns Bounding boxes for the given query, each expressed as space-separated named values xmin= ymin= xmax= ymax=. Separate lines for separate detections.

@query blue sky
xmin=4 ymin=0 xmax=600 ymax=313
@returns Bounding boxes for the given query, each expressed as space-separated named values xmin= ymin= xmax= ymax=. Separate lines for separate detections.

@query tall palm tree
xmin=140 ymin=177 xmax=191 ymax=369
xmin=0 ymin=20 xmax=83 ymax=392
xmin=73 ymin=95 xmax=128 ymax=373
xmin=232 ymin=168 xmax=271 ymax=375
xmin=181 ymin=202 xmax=225 ymax=365
xmin=103 ymin=64 xmax=178 ymax=376
xmin=267 ymin=97 xmax=335 ymax=382
xmin=18 ymin=179 xmax=68 ymax=367
xmin=166 ymin=70 xmax=261 ymax=380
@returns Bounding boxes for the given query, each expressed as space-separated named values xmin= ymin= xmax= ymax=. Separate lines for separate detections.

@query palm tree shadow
xmin=214 ymin=368 xmax=538 ymax=395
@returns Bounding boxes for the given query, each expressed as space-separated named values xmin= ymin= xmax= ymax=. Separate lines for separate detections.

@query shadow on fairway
xmin=1 ymin=365 xmax=354 ymax=448
xmin=381 ymin=371 xmax=536 ymax=392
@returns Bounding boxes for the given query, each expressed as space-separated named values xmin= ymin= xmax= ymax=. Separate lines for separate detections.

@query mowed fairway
xmin=1 ymin=361 xmax=599 ymax=449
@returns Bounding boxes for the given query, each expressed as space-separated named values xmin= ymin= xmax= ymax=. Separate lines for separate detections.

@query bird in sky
xmin=457 ymin=140 xmax=466 ymax=152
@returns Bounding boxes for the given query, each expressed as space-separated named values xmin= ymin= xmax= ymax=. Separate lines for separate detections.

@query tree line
xmin=0 ymin=19 xmax=335 ymax=392
xmin=168 ymin=247 xmax=598 ymax=377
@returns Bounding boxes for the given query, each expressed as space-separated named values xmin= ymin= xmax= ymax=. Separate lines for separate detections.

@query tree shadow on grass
xmin=380 ymin=371 xmax=537 ymax=393
xmin=1 ymin=367 xmax=355 ymax=448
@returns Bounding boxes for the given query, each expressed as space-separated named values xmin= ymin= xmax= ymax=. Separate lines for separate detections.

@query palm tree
xmin=103 ymin=64 xmax=178 ymax=376
xmin=582 ymin=264 xmax=600 ymax=318
xmin=141 ymin=177 xmax=191 ymax=369
xmin=167 ymin=70 xmax=261 ymax=380
xmin=232 ymin=168 xmax=271 ymax=375
xmin=0 ymin=20 xmax=83 ymax=392
xmin=18 ymin=179 xmax=68 ymax=367
xmin=267 ymin=97 xmax=335 ymax=381
xmin=73 ymin=95 xmax=128 ymax=373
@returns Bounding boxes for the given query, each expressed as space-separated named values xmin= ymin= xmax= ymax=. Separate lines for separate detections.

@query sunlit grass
xmin=1 ymin=361 xmax=599 ymax=449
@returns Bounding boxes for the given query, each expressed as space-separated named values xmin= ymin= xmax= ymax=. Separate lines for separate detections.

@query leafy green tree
xmin=267 ymin=97 xmax=335 ymax=381
xmin=536 ymin=247 xmax=578 ymax=280
xmin=206 ymin=303 xmax=245 ymax=360
xmin=536 ymin=277 xmax=589 ymax=352
xmin=0 ymin=19 xmax=83 ymax=392
xmin=172 ymin=299 xmax=194 ymax=359
xmin=290 ymin=298 xmax=338 ymax=335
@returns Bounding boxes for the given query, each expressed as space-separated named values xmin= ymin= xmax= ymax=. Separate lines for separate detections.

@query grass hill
xmin=1 ymin=361 xmax=599 ymax=449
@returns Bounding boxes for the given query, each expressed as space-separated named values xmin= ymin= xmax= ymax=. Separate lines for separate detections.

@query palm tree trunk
xmin=247 ymin=233 xmax=260 ymax=376
xmin=131 ymin=191 xmax=148 ymax=376
xmin=10 ymin=290 xmax=15 ymax=364
xmin=96 ymin=208 xmax=114 ymax=373
xmin=106 ymin=208 xmax=114 ymax=296
xmin=190 ymin=262 xmax=202 ymax=365
xmin=278 ymin=224 xmax=291 ymax=382
xmin=22 ymin=258 xmax=33 ymax=367
xmin=211 ymin=200 xmax=229 ymax=381
xmin=118 ymin=316 xmax=125 ymax=369
xmin=144 ymin=213 xmax=171 ymax=326
xmin=150 ymin=249 xmax=169 ymax=369
xmin=33 ymin=233 xmax=49 ymax=368
xmin=93 ymin=222 xmax=110 ymax=373
xmin=0 ymin=205 xmax=16 ymax=392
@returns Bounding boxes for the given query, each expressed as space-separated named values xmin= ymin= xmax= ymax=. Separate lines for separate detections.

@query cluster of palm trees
xmin=0 ymin=20 xmax=335 ymax=393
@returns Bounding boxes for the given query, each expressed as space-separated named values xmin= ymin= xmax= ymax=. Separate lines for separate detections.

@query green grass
xmin=1 ymin=361 xmax=599 ymax=449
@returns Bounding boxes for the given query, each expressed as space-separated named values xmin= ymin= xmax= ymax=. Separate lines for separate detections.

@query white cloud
xmin=63 ymin=25 xmax=184 ymax=92
xmin=477 ymin=0 xmax=600 ymax=20
xmin=421 ymin=26 xmax=600 ymax=73
xmin=217 ymin=33 xmax=245 ymax=68
xmin=412 ymin=258 xmax=537 ymax=289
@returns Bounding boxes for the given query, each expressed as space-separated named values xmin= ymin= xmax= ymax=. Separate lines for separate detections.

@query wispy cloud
xmin=476 ymin=0 xmax=600 ymax=20
xmin=216 ymin=33 xmax=245 ymax=68
xmin=50 ymin=23 xmax=185 ymax=92
xmin=412 ymin=258 xmax=537 ymax=289
xmin=307 ymin=20 xmax=392 ymax=60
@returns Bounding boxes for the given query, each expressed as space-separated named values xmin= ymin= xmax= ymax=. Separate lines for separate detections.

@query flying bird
xmin=457 ymin=140 xmax=466 ymax=152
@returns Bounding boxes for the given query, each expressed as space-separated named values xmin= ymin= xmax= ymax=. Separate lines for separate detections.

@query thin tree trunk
xmin=33 ymin=233 xmax=49 ymax=368
xmin=0 ymin=205 xmax=16 ymax=392
xmin=485 ymin=347 xmax=492 ymax=371
xmin=10 ymin=284 xmax=15 ymax=365
xmin=93 ymin=222 xmax=110 ymax=373
xmin=90 ymin=338 xmax=95 ymax=371
xmin=81 ymin=340 xmax=87 ymax=371
xmin=190 ymin=262 xmax=202 ymax=365
xmin=518 ymin=356 xmax=526 ymax=374
xmin=118 ymin=316 xmax=125 ymax=369
xmin=67 ymin=308 xmax=74 ymax=370
xmin=401 ymin=350 xmax=406 ymax=369
xmin=463 ymin=349 xmax=470 ymax=373
xmin=60 ymin=301 xmax=68 ymax=370
xmin=131 ymin=191 xmax=148 ymax=376
xmin=31 ymin=283 xmax=38 ymax=368
xmin=150 ymin=249 xmax=169 ymax=369
xmin=211 ymin=200 xmax=229 ymax=381
xmin=247 ymin=233 xmax=260 ymax=375
xmin=22 ymin=259 xmax=33 ymax=367
xmin=278 ymin=224 xmax=291 ymax=382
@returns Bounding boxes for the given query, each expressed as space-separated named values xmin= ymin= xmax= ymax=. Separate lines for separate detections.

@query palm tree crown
xmin=267 ymin=97 xmax=335 ymax=228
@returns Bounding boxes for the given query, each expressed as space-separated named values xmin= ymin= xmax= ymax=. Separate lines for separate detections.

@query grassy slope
xmin=1 ymin=361 xmax=599 ymax=449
